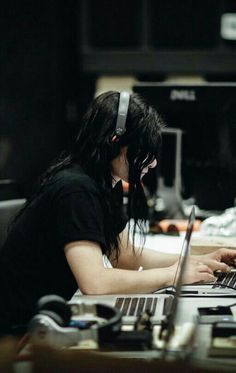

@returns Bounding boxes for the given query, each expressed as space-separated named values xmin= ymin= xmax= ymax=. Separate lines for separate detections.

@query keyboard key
xmin=137 ymin=298 xmax=145 ymax=316
xmin=129 ymin=298 xmax=139 ymax=316
xmin=145 ymin=297 xmax=153 ymax=313
xmin=151 ymin=298 xmax=158 ymax=315
xmin=122 ymin=298 xmax=131 ymax=315
xmin=115 ymin=297 xmax=124 ymax=309
xmin=213 ymin=271 xmax=236 ymax=289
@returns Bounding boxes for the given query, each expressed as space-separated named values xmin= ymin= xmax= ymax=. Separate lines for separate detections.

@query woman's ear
xmin=110 ymin=142 xmax=127 ymax=162
xmin=112 ymin=146 xmax=127 ymax=168
xmin=111 ymin=146 xmax=129 ymax=183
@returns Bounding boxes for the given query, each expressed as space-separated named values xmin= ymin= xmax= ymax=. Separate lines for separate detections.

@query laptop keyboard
xmin=115 ymin=297 xmax=158 ymax=316
xmin=213 ymin=271 xmax=236 ymax=289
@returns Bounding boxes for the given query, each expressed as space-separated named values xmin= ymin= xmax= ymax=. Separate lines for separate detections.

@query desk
xmin=144 ymin=232 xmax=185 ymax=254
xmin=72 ymin=233 xmax=236 ymax=369
xmin=143 ymin=230 xmax=235 ymax=255
xmin=15 ymin=233 xmax=234 ymax=372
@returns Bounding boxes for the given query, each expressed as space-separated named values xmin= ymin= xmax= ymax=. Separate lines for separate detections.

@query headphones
xmin=28 ymin=295 xmax=122 ymax=348
xmin=112 ymin=91 xmax=130 ymax=142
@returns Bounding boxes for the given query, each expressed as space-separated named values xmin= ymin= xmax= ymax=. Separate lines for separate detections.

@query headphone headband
xmin=115 ymin=91 xmax=130 ymax=137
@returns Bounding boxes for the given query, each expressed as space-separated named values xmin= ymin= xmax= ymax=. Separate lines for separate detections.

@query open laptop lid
xmin=163 ymin=206 xmax=195 ymax=344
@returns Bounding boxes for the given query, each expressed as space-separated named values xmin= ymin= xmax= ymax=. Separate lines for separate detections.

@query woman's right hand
xmin=166 ymin=257 xmax=216 ymax=285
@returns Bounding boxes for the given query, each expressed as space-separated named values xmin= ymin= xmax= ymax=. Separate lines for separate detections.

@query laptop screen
xmin=173 ymin=207 xmax=196 ymax=290
xmin=164 ymin=206 xmax=195 ymax=344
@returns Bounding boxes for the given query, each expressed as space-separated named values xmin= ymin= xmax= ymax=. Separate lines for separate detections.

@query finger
xmin=213 ymin=262 xmax=230 ymax=272
xmin=201 ymin=259 xmax=230 ymax=272
xmin=227 ymin=258 xmax=236 ymax=267
xmin=218 ymin=248 xmax=236 ymax=262
xmin=219 ymin=248 xmax=236 ymax=256
xmin=197 ymin=272 xmax=216 ymax=283
xmin=198 ymin=264 xmax=213 ymax=275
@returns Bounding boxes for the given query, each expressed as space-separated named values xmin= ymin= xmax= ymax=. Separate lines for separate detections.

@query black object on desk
xmin=198 ymin=306 xmax=233 ymax=323
xmin=209 ymin=321 xmax=236 ymax=357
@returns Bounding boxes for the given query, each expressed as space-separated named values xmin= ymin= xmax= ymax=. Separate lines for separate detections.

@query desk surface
xmin=73 ymin=233 xmax=236 ymax=367
xmin=141 ymin=231 xmax=236 ymax=255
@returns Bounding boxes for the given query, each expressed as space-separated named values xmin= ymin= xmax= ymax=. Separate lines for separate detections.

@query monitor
xmin=133 ymin=82 xmax=236 ymax=211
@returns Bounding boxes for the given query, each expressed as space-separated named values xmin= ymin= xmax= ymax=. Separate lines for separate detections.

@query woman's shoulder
xmin=48 ymin=165 xmax=101 ymax=197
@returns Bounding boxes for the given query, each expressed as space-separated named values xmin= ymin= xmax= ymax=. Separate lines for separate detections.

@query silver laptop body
xmin=70 ymin=208 xmax=195 ymax=325
xmin=181 ymin=268 xmax=236 ymax=296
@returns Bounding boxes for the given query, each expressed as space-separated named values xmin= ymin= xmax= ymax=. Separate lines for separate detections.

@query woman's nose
xmin=149 ymin=159 xmax=157 ymax=169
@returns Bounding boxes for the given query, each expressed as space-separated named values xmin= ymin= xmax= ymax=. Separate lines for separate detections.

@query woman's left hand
xmin=192 ymin=248 xmax=236 ymax=273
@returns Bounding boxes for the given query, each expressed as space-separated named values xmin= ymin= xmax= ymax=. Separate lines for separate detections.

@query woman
xmin=0 ymin=91 xmax=235 ymax=334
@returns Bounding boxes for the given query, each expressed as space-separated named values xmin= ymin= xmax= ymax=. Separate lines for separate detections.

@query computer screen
xmin=133 ymin=82 xmax=236 ymax=211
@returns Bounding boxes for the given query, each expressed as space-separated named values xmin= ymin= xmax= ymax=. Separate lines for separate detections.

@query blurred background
xmin=1 ymin=0 xmax=236 ymax=219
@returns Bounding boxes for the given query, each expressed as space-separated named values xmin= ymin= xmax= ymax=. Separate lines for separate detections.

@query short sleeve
xmin=54 ymin=189 xmax=106 ymax=249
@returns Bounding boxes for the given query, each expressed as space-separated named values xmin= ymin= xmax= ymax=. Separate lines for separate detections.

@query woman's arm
xmin=64 ymin=240 xmax=215 ymax=295
xmin=114 ymin=228 xmax=179 ymax=270
xmin=115 ymin=228 xmax=233 ymax=273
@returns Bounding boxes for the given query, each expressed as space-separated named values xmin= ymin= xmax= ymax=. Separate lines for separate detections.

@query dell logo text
xmin=170 ymin=89 xmax=196 ymax=101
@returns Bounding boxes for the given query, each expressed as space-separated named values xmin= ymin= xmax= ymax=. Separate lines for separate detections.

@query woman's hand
xmin=192 ymin=248 xmax=236 ymax=273
xmin=166 ymin=257 xmax=216 ymax=285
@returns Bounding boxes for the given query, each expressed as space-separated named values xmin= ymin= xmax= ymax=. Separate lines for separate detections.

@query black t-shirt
xmin=0 ymin=165 xmax=126 ymax=333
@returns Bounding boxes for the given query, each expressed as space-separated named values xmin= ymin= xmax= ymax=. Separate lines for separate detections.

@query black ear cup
xmin=96 ymin=304 xmax=122 ymax=342
xmin=38 ymin=310 xmax=65 ymax=327
xmin=36 ymin=295 xmax=72 ymax=327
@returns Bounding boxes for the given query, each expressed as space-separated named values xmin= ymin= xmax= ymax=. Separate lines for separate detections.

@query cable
xmin=152 ymin=285 xmax=177 ymax=294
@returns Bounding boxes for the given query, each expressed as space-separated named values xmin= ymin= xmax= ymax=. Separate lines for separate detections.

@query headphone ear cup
xmin=96 ymin=304 xmax=122 ymax=343
xmin=36 ymin=295 xmax=72 ymax=327
xmin=38 ymin=310 xmax=65 ymax=327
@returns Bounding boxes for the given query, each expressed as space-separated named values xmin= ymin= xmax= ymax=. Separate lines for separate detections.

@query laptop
xmin=181 ymin=270 xmax=236 ymax=296
xmin=153 ymin=234 xmax=236 ymax=297
xmin=167 ymin=230 xmax=236 ymax=297
xmin=158 ymin=207 xmax=195 ymax=355
xmin=70 ymin=207 xmax=195 ymax=326
xmin=178 ymin=220 xmax=236 ymax=296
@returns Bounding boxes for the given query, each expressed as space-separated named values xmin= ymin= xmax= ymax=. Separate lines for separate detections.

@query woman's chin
xmin=140 ymin=173 xmax=147 ymax=180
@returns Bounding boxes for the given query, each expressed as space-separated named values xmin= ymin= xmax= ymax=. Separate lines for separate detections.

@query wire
xmin=152 ymin=285 xmax=177 ymax=294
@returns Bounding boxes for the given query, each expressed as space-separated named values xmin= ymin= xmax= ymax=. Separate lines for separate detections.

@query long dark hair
xmin=14 ymin=91 xmax=164 ymax=261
